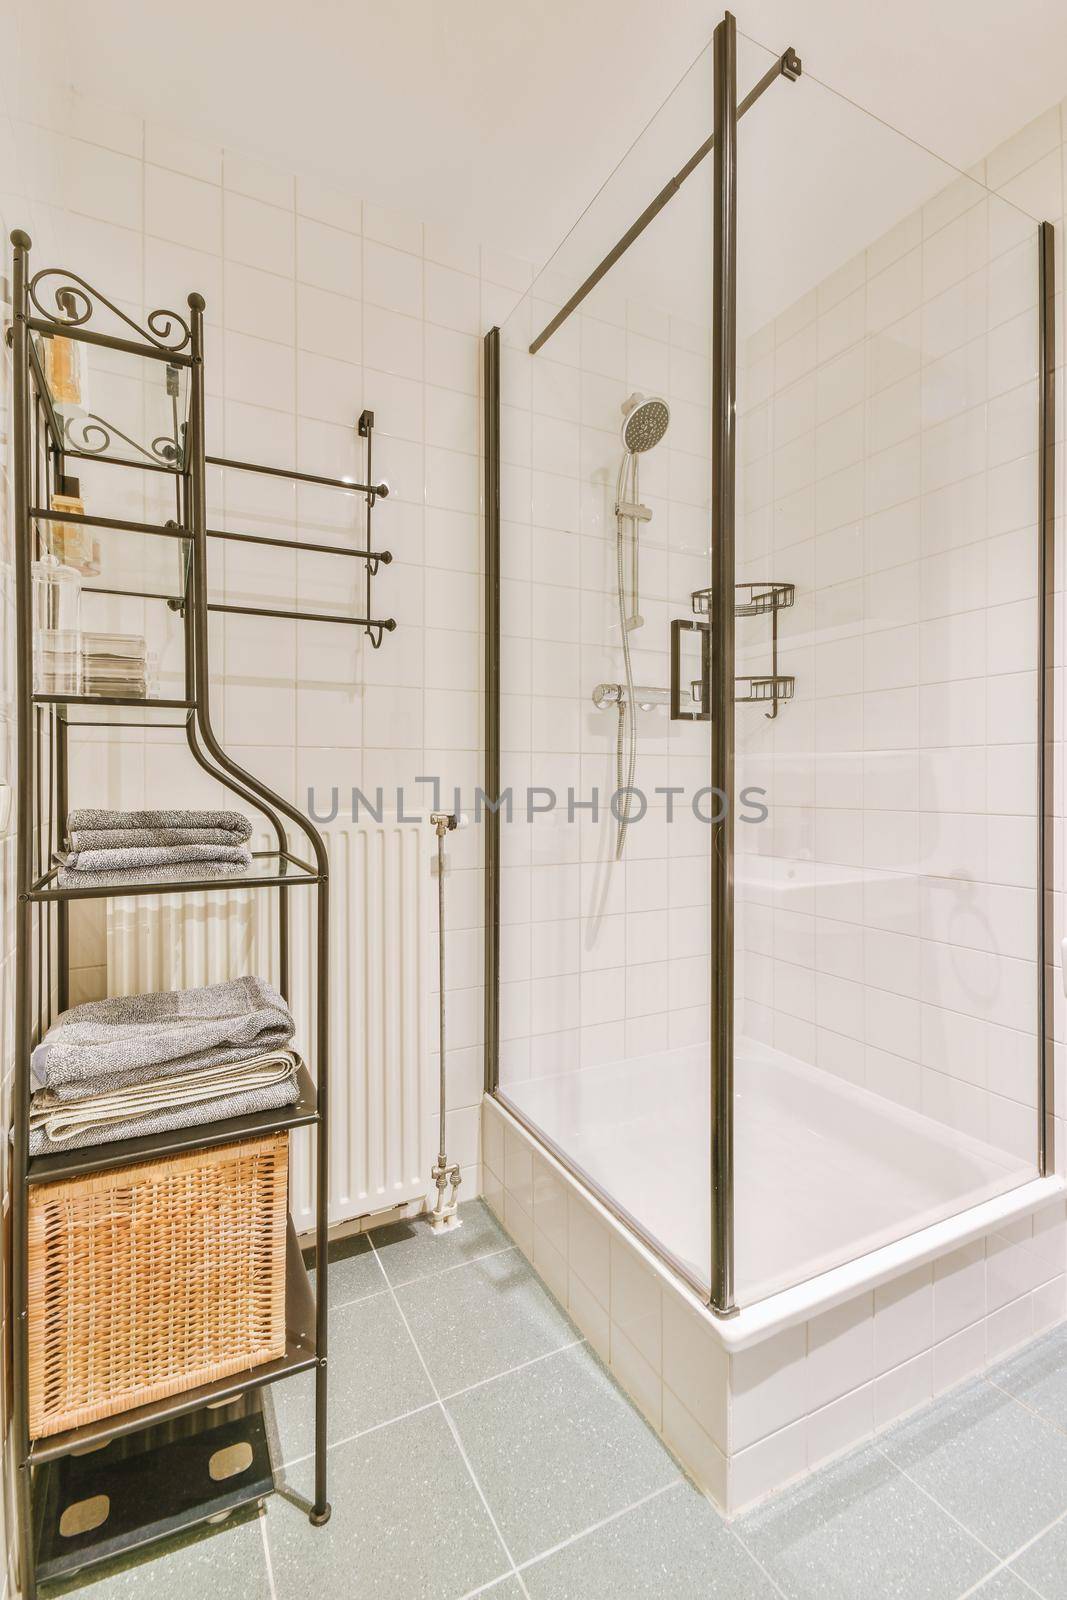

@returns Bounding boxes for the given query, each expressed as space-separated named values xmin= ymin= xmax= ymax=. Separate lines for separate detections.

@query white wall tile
xmin=145 ymin=163 xmax=222 ymax=252
xmin=297 ymin=215 xmax=362 ymax=297
xmin=225 ymin=190 xmax=294 ymax=277
xmin=144 ymin=121 xmax=221 ymax=183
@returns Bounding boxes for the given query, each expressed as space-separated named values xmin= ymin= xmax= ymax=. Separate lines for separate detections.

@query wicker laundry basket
xmin=28 ymin=1132 xmax=289 ymax=1440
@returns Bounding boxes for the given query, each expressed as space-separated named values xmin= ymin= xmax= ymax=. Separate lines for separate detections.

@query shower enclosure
xmin=484 ymin=13 xmax=1056 ymax=1319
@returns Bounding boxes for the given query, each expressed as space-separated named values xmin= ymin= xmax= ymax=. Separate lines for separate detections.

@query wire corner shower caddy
xmin=481 ymin=12 xmax=1057 ymax=1324
xmin=5 ymin=231 xmax=394 ymax=1595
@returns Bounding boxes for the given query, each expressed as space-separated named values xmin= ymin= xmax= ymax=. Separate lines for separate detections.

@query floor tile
xmin=395 ymin=1246 xmax=578 ymax=1395
xmin=879 ymin=1379 xmax=1067 ymax=1556
xmin=521 ymin=1479 xmax=778 ymax=1599
xmin=972 ymin=1573 xmax=1043 ymax=1599
xmin=990 ymin=1325 xmax=1067 ymax=1432
xmin=470 ymin=1582 xmax=524 ymax=1599
xmin=49 ymin=1506 xmax=270 ymax=1598
xmin=306 ymin=1230 xmax=388 ymax=1308
xmin=269 ymin=1290 xmax=434 ymax=1463
xmin=739 ymin=1443 xmax=995 ymax=1600
xmin=1010 ymin=1513 xmax=1067 ymax=1597
xmin=267 ymin=1407 xmax=510 ymax=1600
xmin=447 ymin=1343 xmax=680 ymax=1566
xmin=372 ymin=1199 xmax=512 ymax=1287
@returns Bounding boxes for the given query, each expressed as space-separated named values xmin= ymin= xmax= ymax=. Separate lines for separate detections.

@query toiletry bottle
xmin=43 ymin=333 xmax=86 ymax=408
xmin=49 ymin=475 xmax=100 ymax=577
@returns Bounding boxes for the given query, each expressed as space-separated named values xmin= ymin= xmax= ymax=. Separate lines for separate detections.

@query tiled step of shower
xmin=49 ymin=1199 xmax=1067 ymax=1600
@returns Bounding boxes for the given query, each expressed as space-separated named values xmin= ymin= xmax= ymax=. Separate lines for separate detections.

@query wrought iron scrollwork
xmin=28 ymin=268 xmax=191 ymax=353
xmin=63 ymin=412 xmax=184 ymax=469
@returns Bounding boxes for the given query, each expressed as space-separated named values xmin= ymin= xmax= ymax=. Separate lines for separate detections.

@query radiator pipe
xmin=429 ymin=810 xmax=462 ymax=1231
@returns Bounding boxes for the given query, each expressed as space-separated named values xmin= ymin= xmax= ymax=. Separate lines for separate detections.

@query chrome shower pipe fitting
xmin=429 ymin=810 xmax=462 ymax=1232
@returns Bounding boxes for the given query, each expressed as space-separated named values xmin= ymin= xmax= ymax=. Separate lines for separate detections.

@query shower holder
xmin=734 ymin=674 xmax=796 ymax=706
xmin=684 ymin=674 xmax=796 ymax=710
xmin=690 ymin=581 xmax=795 ymax=618
xmin=691 ymin=580 xmax=795 ymax=720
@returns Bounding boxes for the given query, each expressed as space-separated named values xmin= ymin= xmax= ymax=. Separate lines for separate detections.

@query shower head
xmin=620 ymin=392 xmax=670 ymax=454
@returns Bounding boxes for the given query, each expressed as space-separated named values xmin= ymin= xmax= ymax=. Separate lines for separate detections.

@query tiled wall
xmin=8 ymin=89 xmax=543 ymax=1206
xmin=734 ymin=110 xmax=1066 ymax=1168
xmin=1 ymin=32 xmax=1066 ymax=1587
xmin=0 ymin=11 xmax=84 ymax=1590
xmin=495 ymin=272 xmax=715 ymax=1086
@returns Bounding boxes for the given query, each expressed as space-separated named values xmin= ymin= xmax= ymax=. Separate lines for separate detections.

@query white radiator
xmin=106 ymin=819 xmax=432 ymax=1232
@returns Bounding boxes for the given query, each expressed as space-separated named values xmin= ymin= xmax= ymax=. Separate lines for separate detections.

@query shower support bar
xmin=708 ymin=10 xmax=739 ymax=1319
xmin=1038 ymin=219 xmax=1057 ymax=1176
xmin=528 ymin=40 xmax=800 ymax=355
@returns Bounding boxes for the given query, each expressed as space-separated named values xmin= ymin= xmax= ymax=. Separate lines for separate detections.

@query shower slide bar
xmin=528 ymin=43 xmax=801 ymax=355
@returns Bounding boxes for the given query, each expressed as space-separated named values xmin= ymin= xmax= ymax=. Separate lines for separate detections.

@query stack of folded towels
xmin=59 ymin=807 xmax=254 ymax=887
xmin=28 ymin=975 xmax=300 ymax=1155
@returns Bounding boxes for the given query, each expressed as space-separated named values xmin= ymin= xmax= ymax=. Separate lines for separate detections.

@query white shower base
xmin=500 ymin=1038 xmax=1036 ymax=1306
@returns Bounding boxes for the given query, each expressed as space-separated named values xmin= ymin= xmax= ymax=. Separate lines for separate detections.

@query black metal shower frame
xmin=483 ymin=13 xmax=1058 ymax=1321
xmin=7 ymin=232 xmax=357 ymax=1595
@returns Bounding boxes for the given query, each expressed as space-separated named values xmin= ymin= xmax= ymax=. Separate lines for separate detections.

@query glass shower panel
xmin=733 ymin=33 xmax=1044 ymax=1304
xmin=495 ymin=42 xmax=717 ymax=1290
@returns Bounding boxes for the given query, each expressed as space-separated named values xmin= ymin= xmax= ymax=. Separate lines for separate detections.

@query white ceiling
xmin=30 ymin=0 xmax=1067 ymax=272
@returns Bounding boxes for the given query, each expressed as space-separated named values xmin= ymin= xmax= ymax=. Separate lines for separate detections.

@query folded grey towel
xmin=31 ymin=976 xmax=295 ymax=1098
xmin=57 ymin=859 xmax=255 ymax=890
xmin=28 ymin=1076 xmax=300 ymax=1156
xmin=67 ymin=808 xmax=253 ymax=843
xmin=69 ymin=826 xmax=253 ymax=851
xmin=63 ymin=843 xmax=254 ymax=873
xmin=30 ymin=1051 xmax=299 ymax=1141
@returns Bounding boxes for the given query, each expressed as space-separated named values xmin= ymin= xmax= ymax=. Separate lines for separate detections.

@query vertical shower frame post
xmin=1038 ymin=219 xmax=1056 ymax=1174
xmin=709 ymin=11 xmax=738 ymax=1316
xmin=483 ymin=326 xmax=501 ymax=1092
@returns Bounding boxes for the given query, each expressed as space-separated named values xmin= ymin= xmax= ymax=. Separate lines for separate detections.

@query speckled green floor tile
xmin=880 ymin=1379 xmax=1067 ymax=1557
xmin=371 ymin=1199 xmax=512 ymax=1286
xmin=267 ymin=1406 xmax=510 ymax=1600
xmin=44 ymin=1505 xmax=270 ymax=1599
xmin=306 ymin=1229 xmax=387 ymax=1308
xmin=394 ymin=1246 xmax=578 ymax=1395
xmin=1009 ymin=1513 xmax=1067 ymax=1597
xmin=447 ymin=1343 xmax=680 ymax=1566
xmin=990 ymin=1325 xmax=1067 ymax=1433
xmin=470 ymin=1581 xmax=524 ymax=1599
xmin=739 ymin=1444 xmax=995 ymax=1600
xmin=974 ymin=1569 xmax=1051 ymax=1598
xmin=269 ymin=1289 xmax=434 ymax=1463
xmin=521 ymin=1479 xmax=777 ymax=1599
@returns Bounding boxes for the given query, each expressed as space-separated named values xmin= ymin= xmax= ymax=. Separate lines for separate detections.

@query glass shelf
xmin=31 ymin=325 xmax=190 ymax=474
xmin=32 ymin=510 xmax=190 ymax=605
xmin=32 ymin=694 xmax=194 ymax=728
xmin=30 ymin=849 xmax=321 ymax=902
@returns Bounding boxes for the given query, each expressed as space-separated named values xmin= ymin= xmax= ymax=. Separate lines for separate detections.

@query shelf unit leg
xmin=11 ymin=228 xmax=39 ymax=1600
xmin=310 ymin=871 xmax=330 ymax=1525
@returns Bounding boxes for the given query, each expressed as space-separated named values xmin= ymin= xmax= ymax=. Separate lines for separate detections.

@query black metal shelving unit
xmin=6 ymin=232 xmax=390 ymax=1595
